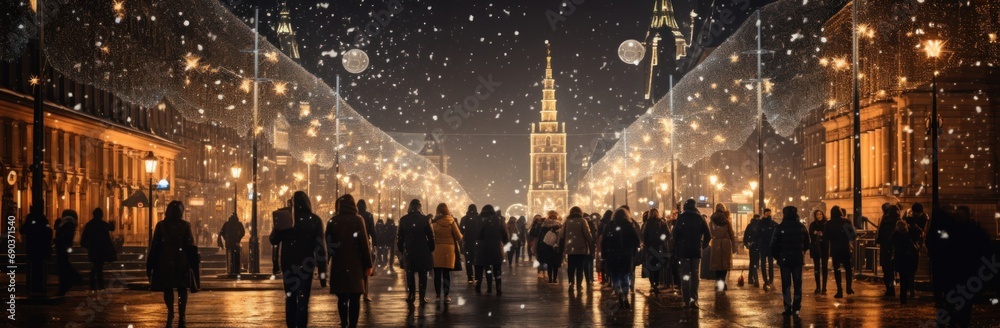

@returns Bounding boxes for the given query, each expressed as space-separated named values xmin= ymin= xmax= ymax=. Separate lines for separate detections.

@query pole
xmin=249 ymin=8 xmax=261 ymax=274
xmin=30 ymin=0 xmax=46 ymax=221
xmin=148 ymin=177 xmax=154 ymax=246
xmin=335 ymin=75 xmax=341 ymax=197
xmin=851 ymin=0 xmax=863 ymax=227
xmin=931 ymin=62 xmax=939 ymax=213
xmin=755 ymin=10 xmax=765 ymax=215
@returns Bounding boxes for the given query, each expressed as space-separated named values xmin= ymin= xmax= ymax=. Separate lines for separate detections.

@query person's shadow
xmin=782 ymin=314 xmax=804 ymax=328
xmin=405 ymin=301 xmax=428 ymax=327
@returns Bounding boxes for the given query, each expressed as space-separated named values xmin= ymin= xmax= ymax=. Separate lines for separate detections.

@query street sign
xmin=736 ymin=204 xmax=753 ymax=214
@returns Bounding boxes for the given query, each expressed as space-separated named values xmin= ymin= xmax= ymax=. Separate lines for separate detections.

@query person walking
xmin=595 ymin=211 xmax=612 ymax=285
xmin=600 ymin=208 xmax=640 ymax=310
xmin=397 ymin=199 xmax=435 ymax=304
xmin=890 ymin=220 xmax=919 ymax=305
xmin=560 ymin=206 xmax=593 ymax=292
xmin=743 ymin=214 xmax=761 ymax=288
xmin=709 ymin=204 xmax=737 ymax=292
xmin=357 ymin=199 xmax=377 ymax=302
xmin=375 ymin=218 xmax=387 ymax=267
xmin=527 ymin=214 xmax=545 ymax=275
xmin=269 ymin=191 xmax=327 ymax=328
xmin=516 ymin=216 xmax=528 ymax=263
xmin=902 ymin=202 xmax=928 ymax=298
xmin=473 ymin=205 xmax=509 ymax=295
xmin=459 ymin=204 xmax=480 ymax=284
xmin=808 ymin=210 xmax=830 ymax=294
xmin=55 ymin=209 xmax=82 ymax=296
xmin=384 ymin=218 xmax=398 ymax=273
xmin=431 ymin=203 xmax=463 ymax=301
xmin=770 ymin=206 xmax=810 ymax=316
xmin=536 ymin=210 xmax=564 ymax=283
xmin=81 ymin=208 xmax=116 ymax=290
xmin=326 ymin=195 xmax=373 ymax=328
xmin=875 ymin=203 xmax=901 ymax=299
xmin=756 ymin=208 xmax=778 ymax=291
xmin=825 ymin=205 xmax=856 ymax=299
xmin=672 ymin=199 xmax=711 ymax=308
xmin=219 ymin=213 xmax=245 ymax=275
xmin=641 ymin=208 xmax=669 ymax=293
xmin=506 ymin=216 xmax=522 ymax=269
xmin=146 ymin=201 xmax=196 ymax=327
xmin=21 ymin=209 xmax=52 ymax=297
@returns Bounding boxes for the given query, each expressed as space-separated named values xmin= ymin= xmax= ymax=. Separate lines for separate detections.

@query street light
xmin=709 ymin=175 xmax=719 ymax=205
xmin=144 ymin=151 xmax=158 ymax=246
xmin=230 ymin=164 xmax=242 ymax=216
xmin=923 ymin=39 xmax=945 ymax=213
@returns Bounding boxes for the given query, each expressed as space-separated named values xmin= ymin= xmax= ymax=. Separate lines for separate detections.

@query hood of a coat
xmin=710 ymin=211 xmax=730 ymax=226
xmin=337 ymin=195 xmax=359 ymax=216
xmin=357 ymin=199 xmax=368 ymax=213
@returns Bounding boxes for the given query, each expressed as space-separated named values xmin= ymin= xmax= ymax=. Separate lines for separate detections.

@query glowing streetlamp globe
xmin=617 ymin=40 xmax=645 ymax=65
xmin=342 ymin=49 xmax=370 ymax=74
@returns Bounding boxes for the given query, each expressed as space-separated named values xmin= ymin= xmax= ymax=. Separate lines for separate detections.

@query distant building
xmin=643 ymin=0 xmax=687 ymax=107
xmin=419 ymin=133 xmax=449 ymax=175
xmin=528 ymin=44 xmax=568 ymax=216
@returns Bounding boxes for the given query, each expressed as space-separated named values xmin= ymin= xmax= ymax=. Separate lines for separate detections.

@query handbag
xmin=543 ymin=230 xmax=559 ymax=247
xmin=452 ymin=222 xmax=463 ymax=271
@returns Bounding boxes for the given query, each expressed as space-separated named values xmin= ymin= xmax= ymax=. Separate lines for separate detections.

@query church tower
xmin=528 ymin=43 xmax=568 ymax=216
xmin=644 ymin=0 xmax=687 ymax=106
xmin=275 ymin=2 xmax=301 ymax=61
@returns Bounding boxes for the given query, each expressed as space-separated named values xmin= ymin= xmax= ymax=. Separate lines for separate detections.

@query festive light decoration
xmin=617 ymin=39 xmax=645 ymax=65
xmin=342 ymin=49 xmax=370 ymax=74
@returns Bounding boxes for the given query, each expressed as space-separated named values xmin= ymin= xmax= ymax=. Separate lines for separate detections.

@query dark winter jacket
xmin=327 ymin=195 xmax=373 ymax=294
xmin=54 ymin=211 xmax=78 ymax=253
xmin=876 ymin=208 xmax=901 ymax=261
xmin=269 ymin=193 xmax=327 ymax=274
xmin=560 ymin=212 xmax=593 ymax=256
xmin=81 ymin=210 xmax=116 ymax=263
xmin=743 ymin=218 xmax=760 ymax=250
xmin=601 ymin=216 xmax=641 ymax=275
xmin=460 ymin=205 xmax=480 ymax=259
xmin=147 ymin=202 xmax=195 ymax=289
xmin=474 ymin=206 xmax=509 ymax=266
xmin=824 ymin=207 xmax=857 ymax=259
xmin=770 ymin=215 xmax=810 ymax=267
xmin=671 ymin=210 xmax=711 ymax=259
xmin=397 ymin=211 xmax=435 ymax=272
xmin=755 ymin=216 xmax=778 ymax=256
xmin=358 ymin=200 xmax=377 ymax=247
xmin=21 ymin=212 xmax=52 ymax=260
xmin=890 ymin=227 xmax=920 ymax=272
xmin=808 ymin=219 xmax=829 ymax=259
xmin=220 ymin=214 xmax=245 ymax=249
xmin=536 ymin=217 xmax=564 ymax=267
xmin=375 ymin=220 xmax=386 ymax=246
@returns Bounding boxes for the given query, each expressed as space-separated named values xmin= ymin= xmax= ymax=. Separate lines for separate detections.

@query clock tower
xmin=528 ymin=44 xmax=568 ymax=216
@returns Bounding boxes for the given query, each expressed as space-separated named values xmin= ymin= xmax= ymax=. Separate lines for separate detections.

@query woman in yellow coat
xmin=431 ymin=203 xmax=463 ymax=302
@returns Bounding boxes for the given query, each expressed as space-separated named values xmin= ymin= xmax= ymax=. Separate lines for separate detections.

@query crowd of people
xmin=17 ymin=189 xmax=995 ymax=327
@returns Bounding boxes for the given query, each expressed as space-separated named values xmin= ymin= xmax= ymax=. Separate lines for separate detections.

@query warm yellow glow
xmin=112 ymin=0 xmax=125 ymax=18
xmin=749 ymin=181 xmax=758 ymax=191
xmin=183 ymin=54 xmax=201 ymax=71
xmin=273 ymin=81 xmax=288 ymax=95
xmin=709 ymin=175 xmax=718 ymax=185
xmin=265 ymin=51 xmax=280 ymax=63
xmin=831 ymin=57 xmax=849 ymax=71
xmin=729 ymin=53 xmax=739 ymax=63
xmin=29 ymin=75 xmax=40 ymax=86
xmin=239 ymin=79 xmax=252 ymax=93
xmin=923 ymin=39 xmax=945 ymax=58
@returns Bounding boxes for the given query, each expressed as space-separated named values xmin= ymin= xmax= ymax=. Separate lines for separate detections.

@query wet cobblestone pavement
xmin=13 ymin=260 xmax=1000 ymax=327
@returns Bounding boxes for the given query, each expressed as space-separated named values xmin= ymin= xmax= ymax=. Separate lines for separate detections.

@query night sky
xmin=224 ymin=0 xmax=765 ymax=207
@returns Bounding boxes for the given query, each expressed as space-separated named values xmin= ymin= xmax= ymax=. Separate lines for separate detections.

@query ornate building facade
xmin=528 ymin=45 xmax=568 ymax=216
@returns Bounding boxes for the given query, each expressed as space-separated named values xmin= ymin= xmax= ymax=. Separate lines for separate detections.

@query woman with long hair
xmin=808 ymin=209 xmax=830 ymax=294
xmin=146 ymin=201 xmax=196 ymax=327
xmin=601 ymin=209 xmax=641 ymax=309
xmin=642 ymin=208 xmax=670 ymax=293
xmin=536 ymin=210 xmax=564 ymax=284
xmin=709 ymin=203 xmax=737 ymax=292
xmin=474 ymin=205 xmax=510 ymax=294
xmin=431 ymin=203 xmax=463 ymax=301
xmin=326 ymin=194 xmax=373 ymax=328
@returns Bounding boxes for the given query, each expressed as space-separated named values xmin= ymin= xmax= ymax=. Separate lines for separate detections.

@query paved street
xmin=13 ymin=258 xmax=1000 ymax=327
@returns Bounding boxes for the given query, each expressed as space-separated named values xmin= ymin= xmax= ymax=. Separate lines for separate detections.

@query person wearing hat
xmin=397 ymin=199 xmax=435 ymax=304
xmin=770 ymin=206 xmax=810 ymax=316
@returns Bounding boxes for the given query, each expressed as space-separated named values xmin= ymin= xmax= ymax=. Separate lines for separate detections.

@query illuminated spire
xmin=541 ymin=42 xmax=557 ymax=123
xmin=651 ymin=0 xmax=681 ymax=30
xmin=275 ymin=2 xmax=300 ymax=60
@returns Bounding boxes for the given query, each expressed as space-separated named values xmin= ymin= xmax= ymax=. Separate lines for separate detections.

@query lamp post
xmin=923 ymin=39 xmax=945 ymax=214
xmin=742 ymin=10 xmax=773 ymax=218
xmin=144 ymin=152 xmax=158 ymax=246
xmin=230 ymin=164 xmax=242 ymax=217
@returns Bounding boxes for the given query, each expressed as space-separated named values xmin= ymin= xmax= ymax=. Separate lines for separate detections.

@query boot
xmin=496 ymin=279 xmax=503 ymax=296
xmin=846 ymin=274 xmax=855 ymax=295
xmin=178 ymin=302 xmax=186 ymax=328
xmin=487 ymin=280 xmax=493 ymax=294
xmin=475 ymin=281 xmax=482 ymax=294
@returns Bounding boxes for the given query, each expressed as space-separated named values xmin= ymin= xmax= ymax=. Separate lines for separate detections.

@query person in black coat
xmin=743 ymin=214 xmax=761 ymax=288
xmin=269 ymin=192 xmax=327 ymax=328
xmin=601 ymin=208 xmax=640 ymax=310
xmin=385 ymin=218 xmax=398 ymax=272
xmin=926 ymin=206 xmax=991 ymax=326
xmin=397 ymin=199 xmax=435 ymax=304
xmin=459 ymin=204 xmax=479 ymax=283
xmin=219 ymin=213 xmax=245 ymax=275
xmin=672 ymin=199 xmax=711 ymax=308
xmin=875 ymin=203 xmax=901 ymax=298
xmin=770 ymin=206 xmax=810 ymax=316
xmin=755 ymin=208 xmax=778 ymax=290
xmin=536 ymin=210 xmax=564 ymax=283
xmin=474 ymin=205 xmax=509 ymax=295
xmin=357 ymin=199 xmax=377 ymax=302
xmin=374 ymin=218 xmax=387 ymax=267
xmin=21 ymin=209 xmax=52 ymax=296
xmin=824 ymin=205 xmax=857 ymax=298
xmin=516 ymin=215 xmax=528 ymax=262
xmin=642 ymin=208 xmax=670 ymax=292
xmin=890 ymin=220 xmax=919 ymax=305
xmin=55 ymin=209 xmax=82 ymax=296
xmin=81 ymin=208 xmax=116 ymax=290
xmin=808 ymin=210 xmax=829 ymax=294
xmin=146 ymin=201 xmax=196 ymax=327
